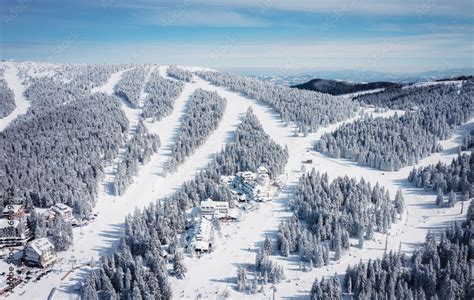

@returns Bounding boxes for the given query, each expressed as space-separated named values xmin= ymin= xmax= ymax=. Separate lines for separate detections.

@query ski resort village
xmin=0 ymin=60 xmax=472 ymax=300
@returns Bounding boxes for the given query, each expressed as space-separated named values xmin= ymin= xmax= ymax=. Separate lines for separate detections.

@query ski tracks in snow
xmin=13 ymin=66 xmax=473 ymax=299
xmin=169 ymin=78 xmax=473 ymax=299
xmin=0 ymin=62 xmax=30 ymax=131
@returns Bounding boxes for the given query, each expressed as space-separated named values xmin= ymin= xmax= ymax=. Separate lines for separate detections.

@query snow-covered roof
xmin=26 ymin=238 xmax=54 ymax=255
xmin=194 ymin=240 xmax=209 ymax=251
xmin=0 ymin=219 xmax=20 ymax=229
xmin=226 ymin=209 xmax=240 ymax=220
xmin=53 ymin=203 xmax=72 ymax=211
xmin=2 ymin=204 xmax=24 ymax=214
xmin=257 ymin=165 xmax=269 ymax=174
xmin=200 ymin=198 xmax=229 ymax=209
xmin=195 ymin=216 xmax=212 ymax=241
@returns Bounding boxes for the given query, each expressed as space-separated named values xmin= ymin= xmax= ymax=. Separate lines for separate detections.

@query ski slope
xmin=11 ymin=66 xmax=264 ymax=299
xmin=5 ymin=65 xmax=472 ymax=299
xmin=270 ymin=117 xmax=474 ymax=299
xmin=168 ymin=78 xmax=472 ymax=299
xmin=0 ymin=62 xmax=30 ymax=131
xmin=90 ymin=68 xmax=130 ymax=95
xmin=166 ymin=78 xmax=410 ymax=299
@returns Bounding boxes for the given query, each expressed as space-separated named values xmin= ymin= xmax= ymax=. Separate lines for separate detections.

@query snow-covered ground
xmin=3 ymin=64 xmax=472 ymax=299
xmin=164 ymin=79 xmax=408 ymax=299
xmin=90 ymin=68 xmax=130 ymax=95
xmin=403 ymin=79 xmax=464 ymax=89
xmin=8 ymin=66 xmax=264 ymax=299
xmin=168 ymin=85 xmax=471 ymax=299
xmin=341 ymin=88 xmax=385 ymax=99
xmin=0 ymin=62 xmax=30 ymax=131
xmin=270 ymin=118 xmax=473 ymax=299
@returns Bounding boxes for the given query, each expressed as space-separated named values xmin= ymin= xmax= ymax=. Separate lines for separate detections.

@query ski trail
xmin=0 ymin=62 xmax=30 ymax=131
xmin=90 ymin=68 xmax=130 ymax=95
xmin=169 ymin=78 xmax=472 ymax=299
xmin=24 ymin=66 xmax=257 ymax=300
xmin=272 ymin=118 xmax=474 ymax=299
xmin=167 ymin=76 xmax=405 ymax=299
xmin=13 ymin=67 xmax=472 ymax=299
xmin=99 ymin=65 xmax=156 ymax=195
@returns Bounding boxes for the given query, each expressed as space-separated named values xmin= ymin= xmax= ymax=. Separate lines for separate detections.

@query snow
xmin=0 ymin=62 xmax=30 ymax=131
xmin=4 ymin=64 xmax=472 ymax=299
xmin=341 ymin=88 xmax=385 ymax=99
xmin=11 ymin=65 xmax=270 ymax=299
xmin=165 ymin=79 xmax=408 ymax=299
xmin=403 ymin=80 xmax=464 ymax=89
xmin=90 ymin=68 xmax=130 ymax=95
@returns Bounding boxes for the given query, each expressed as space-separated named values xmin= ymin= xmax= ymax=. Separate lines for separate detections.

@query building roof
xmin=195 ymin=216 xmax=212 ymax=241
xmin=0 ymin=219 xmax=20 ymax=229
xmin=226 ymin=209 xmax=240 ymax=220
xmin=26 ymin=238 xmax=54 ymax=255
xmin=194 ymin=240 xmax=209 ymax=251
xmin=53 ymin=203 xmax=71 ymax=211
xmin=200 ymin=198 xmax=229 ymax=209
xmin=2 ymin=204 xmax=24 ymax=214
xmin=257 ymin=165 xmax=269 ymax=174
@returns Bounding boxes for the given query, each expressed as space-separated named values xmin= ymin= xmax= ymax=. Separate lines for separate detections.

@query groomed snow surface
xmin=0 ymin=62 xmax=31 ymax=131
xmin=4 ymin=64 xmax=472 ymax=299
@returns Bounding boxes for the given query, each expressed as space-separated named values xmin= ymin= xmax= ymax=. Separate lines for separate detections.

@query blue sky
xmin=1 ymin=0 xmax=472 ymax=74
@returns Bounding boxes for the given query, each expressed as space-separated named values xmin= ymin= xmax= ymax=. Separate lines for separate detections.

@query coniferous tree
xmin=0 ymin=69 xmax=15 ymax=117
xmin=436 ymin=188 xmax=444 ymax=206
xmin=173 ymin=251 xmax=187 ymax=279
xmin=394 ymin=188 xmax=405 ymax=215
xmin=316 ymin=81 xmax=473 ymax=172
xmin=237 ymin=267 xmax=247 ymax=292
xmin=142 ymin=70 xmax=184 ymax=121
xmin=167 ymin=65 xmax=193 ymax=82
xmin=167 ymin=89 xmax=226 ymax=170
xmin=448 ymin=190 xmax=457 ymax=207
xmin=197 ymin=70 xmax=359 ymax=132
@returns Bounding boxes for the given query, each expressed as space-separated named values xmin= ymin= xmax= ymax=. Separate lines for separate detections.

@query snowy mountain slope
xmin=167 ymin=94 xmax=404 ymax=298
xmin=90 ymin=68 xmax=130 ymax=95
xmin=0 ymin=62 xmax=30 ymax=131
xmin=171 ymin=75 xmax=472 ymax=299
xmin=8 ymin=65 xmax=267 ymax=299
xmin=1 ymin=62 xmax=472 ymax=299
xmin=272 ymin=117 xmax=473 ymax=299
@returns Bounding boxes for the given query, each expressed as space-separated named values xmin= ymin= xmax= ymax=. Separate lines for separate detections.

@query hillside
xmin=0 ymin=62 xmax=472 ymax=300
xmin=292 ymin=78 xmax=400 ymax=95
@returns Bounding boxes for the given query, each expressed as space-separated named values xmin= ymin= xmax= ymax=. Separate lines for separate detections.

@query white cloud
xmin=5 ymin=32 xmax=471 ymax=73
xmin=135 ymin=8 xmax=268 ymax=27
xmin=99 ymin=0 xmax=473 ymax=18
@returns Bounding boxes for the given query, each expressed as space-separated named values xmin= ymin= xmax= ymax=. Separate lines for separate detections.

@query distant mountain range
xmin=292 ymin=79 xmax=400 ymax=96
xmin=246 ymin=68 xmax=474 ymax=86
